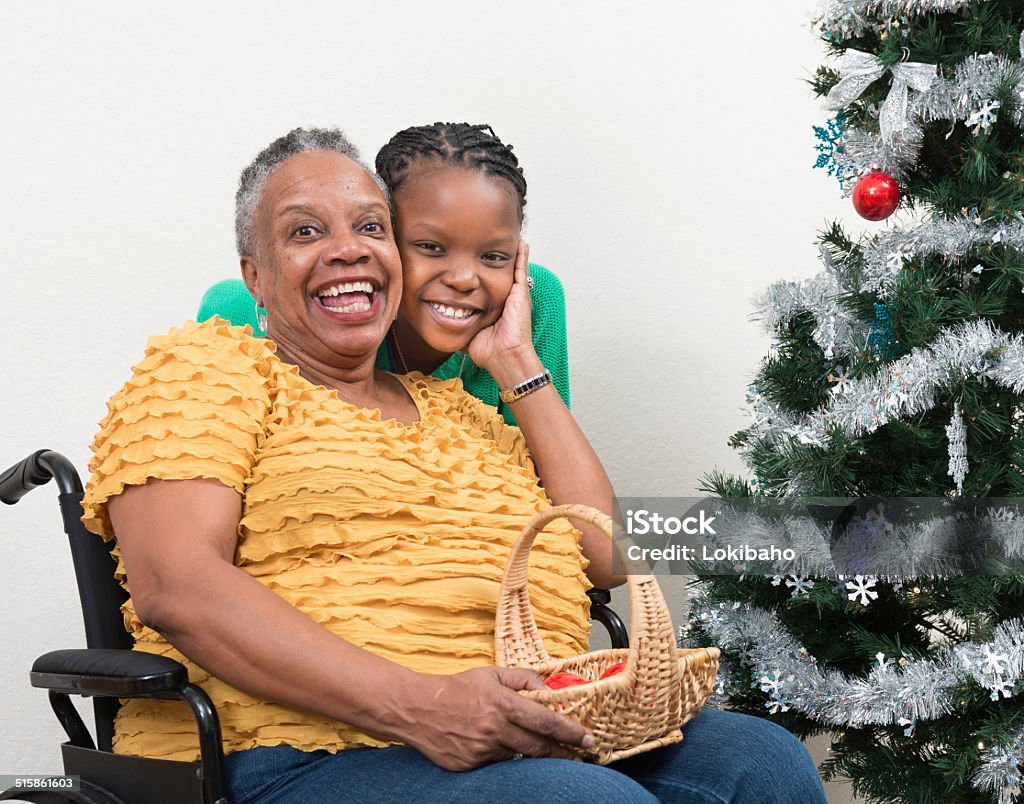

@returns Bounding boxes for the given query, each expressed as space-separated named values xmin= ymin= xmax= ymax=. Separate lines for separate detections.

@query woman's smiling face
xmin=242 ymin=150 xmax=402 ymax=369
xmin=392 ymin=164 xmax=521 ymax=362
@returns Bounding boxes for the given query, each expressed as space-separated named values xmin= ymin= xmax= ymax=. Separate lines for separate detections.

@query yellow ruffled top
xmin=80 ymin=319 xmax=591 ymax=762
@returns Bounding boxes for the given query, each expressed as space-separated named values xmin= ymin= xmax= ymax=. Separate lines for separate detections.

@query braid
xmin=375 ymin=122 xmax=527 ymax=216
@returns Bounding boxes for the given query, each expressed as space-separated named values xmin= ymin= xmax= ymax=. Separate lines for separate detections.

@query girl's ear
xmin=240 ymin=256 xmax=263 ymax=307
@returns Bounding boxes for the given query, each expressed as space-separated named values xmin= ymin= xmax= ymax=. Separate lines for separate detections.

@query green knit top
xmin=196 ymin=262 xmax=570 ymax=425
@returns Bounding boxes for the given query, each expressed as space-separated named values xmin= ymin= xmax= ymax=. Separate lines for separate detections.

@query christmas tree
xmin=687 ymin=2 xmax=1024 ymax=802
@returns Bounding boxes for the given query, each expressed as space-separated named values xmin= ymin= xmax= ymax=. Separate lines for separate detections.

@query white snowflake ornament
xmin=828 ymin=365 xmax=850 ymax=396
xmin=846 ymin=575 xmax=879 ymax=606
xmin=990 ymin=678 xmax=1013 ymax=701
xmin=759 ymin=671 xmax=782 ymax=696
xmin=785 ymin=575 xmax=815 ymax=597
xmin=967 ymin=99 xmax=1000 ymax=132
xmin=982 ymin=645 xmax=1009 ymax=675
xmin=765 ymin=698 xmax=791 ymax=714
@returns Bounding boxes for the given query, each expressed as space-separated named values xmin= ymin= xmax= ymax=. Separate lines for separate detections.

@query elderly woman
xmin=81 ymin=128 xmax=825 ymax=803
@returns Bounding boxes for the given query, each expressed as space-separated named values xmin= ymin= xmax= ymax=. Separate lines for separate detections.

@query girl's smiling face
xmin=391 ymin=164 xmax=521 ymax=368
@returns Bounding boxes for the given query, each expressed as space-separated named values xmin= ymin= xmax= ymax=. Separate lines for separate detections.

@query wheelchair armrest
xmin=30 ymin=649 xmax=227 ymax=803
xmin=31 ymin=648 xmax=187 ymax=696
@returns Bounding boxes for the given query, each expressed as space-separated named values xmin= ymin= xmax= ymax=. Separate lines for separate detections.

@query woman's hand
xmin=396 ymin=666 xmax=594 ymax=770
xmin=467 ymin=240 xmax=536 ymax=375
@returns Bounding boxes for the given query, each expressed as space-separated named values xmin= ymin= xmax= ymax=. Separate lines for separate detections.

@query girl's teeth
xmin=330 ymin=301 xmax=371 ymax=313
xmin=430 ymin=303 xmax=474 ymax=319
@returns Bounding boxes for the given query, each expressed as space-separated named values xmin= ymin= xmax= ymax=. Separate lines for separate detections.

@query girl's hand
xmin=467 ymin=240 xmax=537 ymax=374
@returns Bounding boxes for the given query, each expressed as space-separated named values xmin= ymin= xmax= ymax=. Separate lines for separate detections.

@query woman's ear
xmin=240 ymin=256 xmax=263 ymax=308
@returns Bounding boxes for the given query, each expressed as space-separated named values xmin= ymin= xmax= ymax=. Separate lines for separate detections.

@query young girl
xmin=373 ymin=122 xmax=568 ymax=424
xmin=198 ymin=122 xmax=568 ymax=424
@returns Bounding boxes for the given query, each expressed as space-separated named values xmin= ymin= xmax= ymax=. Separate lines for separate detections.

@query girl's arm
xmin=469 ymin=244 xmax=623 ymax=589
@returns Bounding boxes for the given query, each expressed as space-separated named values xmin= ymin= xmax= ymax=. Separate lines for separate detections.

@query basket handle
xmin=494 ymin=504 xmax=681 ymax=688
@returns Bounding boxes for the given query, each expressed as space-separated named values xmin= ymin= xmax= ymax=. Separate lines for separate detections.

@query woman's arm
xmin=109 ymin=477 xmax=594 ymax=769
xmin=469 ymin=244 xmax=623 ymax=589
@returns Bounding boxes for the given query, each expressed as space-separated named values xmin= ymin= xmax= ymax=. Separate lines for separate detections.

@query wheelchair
xmin=1 ymin=449 xmax=628 ymax=804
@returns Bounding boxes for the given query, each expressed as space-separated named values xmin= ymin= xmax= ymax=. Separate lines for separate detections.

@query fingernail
xmin=581 ymin=734 xmax=595 ymax=749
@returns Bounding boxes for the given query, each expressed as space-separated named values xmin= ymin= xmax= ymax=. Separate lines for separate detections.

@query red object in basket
xmin=599 ymin=662 xmax=626 ymax=679
xmin=544 ymin=672 xmax=588 ymax=690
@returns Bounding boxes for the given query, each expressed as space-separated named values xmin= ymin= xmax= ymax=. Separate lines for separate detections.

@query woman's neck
xmin=390 ymin=318 xmax=453 ymax=375
xmin=274 ymin=344 xmax=376 ymax=397
xmin=274 ymin=343 xmax=419 ymax=424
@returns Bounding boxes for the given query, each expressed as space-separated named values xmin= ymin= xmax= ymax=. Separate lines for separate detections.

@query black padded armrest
xmin=31 ymin=648 xmax=188 ymax=696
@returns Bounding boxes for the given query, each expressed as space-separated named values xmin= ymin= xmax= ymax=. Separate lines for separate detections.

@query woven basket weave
xmin=494 ymin=504 xmax=720 ymax=765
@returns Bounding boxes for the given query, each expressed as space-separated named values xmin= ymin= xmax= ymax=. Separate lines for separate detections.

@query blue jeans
xmin=224 ymin=708 xmax=826 ymax=803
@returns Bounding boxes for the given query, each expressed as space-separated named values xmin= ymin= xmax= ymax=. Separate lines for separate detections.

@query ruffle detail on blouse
xmin=81 ymin=319 xmax=274 ymax=539
xmin=82 ymin=320 xmax=592 ymax=763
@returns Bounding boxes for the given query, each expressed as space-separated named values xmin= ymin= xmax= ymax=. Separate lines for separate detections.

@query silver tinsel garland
xmin=814 ymin=0 xmax=988 ymax=41
xmin=752 ymin=246 xmax=861 ymax=359
xmin=917 ymin=53 xmax=1024 ymax=126
xmin=691 ymin=598 xmax=1024 ymax=800
xmin=860 ymin=214 xmax=1024 ymax=296
xmin=753 ymin=213 xmax=1024 ymax=347
xmin=833 ymin=127 xmax=922 ymax=189
xmin=976 ymin=728 xmax=1024 ymax=804
xmin=745 ymin=319 xmax=1024 ymax=461
xmin=692 ymin=598 xmax=1024 ymax=724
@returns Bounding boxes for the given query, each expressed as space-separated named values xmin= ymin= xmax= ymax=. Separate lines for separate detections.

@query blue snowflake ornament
xmin=813 ymin=113 xmax=846 ymax=188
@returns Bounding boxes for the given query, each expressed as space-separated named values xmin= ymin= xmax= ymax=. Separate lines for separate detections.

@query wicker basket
xmin=494 ymin=503 xmax=720 ymax=765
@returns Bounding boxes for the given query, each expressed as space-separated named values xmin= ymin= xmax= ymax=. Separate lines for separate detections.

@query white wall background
xmin=1 ymin=0 xmax=862 ymax=781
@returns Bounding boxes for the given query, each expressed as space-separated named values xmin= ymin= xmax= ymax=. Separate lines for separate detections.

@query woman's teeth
xmin=326 ymin=300 xmax=370 ymax=313
xmin=317 ymin=281 xmax=374 ymax=313
xmin=429 ymin=302 xmax=477 ymax=320
xmin=318 ymin=281 xmax=374 ymax=296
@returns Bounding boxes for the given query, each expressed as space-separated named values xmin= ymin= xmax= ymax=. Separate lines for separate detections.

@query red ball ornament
xmin=852 ymin=170 xmax=900 ymax=221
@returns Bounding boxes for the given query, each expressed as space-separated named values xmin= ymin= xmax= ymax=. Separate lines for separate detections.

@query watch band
xmin=498 ymin=369 xmax=553 ymax=405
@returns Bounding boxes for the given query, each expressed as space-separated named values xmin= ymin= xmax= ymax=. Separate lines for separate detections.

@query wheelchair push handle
xmin=1 ymin=449 xmax=83 ymax=504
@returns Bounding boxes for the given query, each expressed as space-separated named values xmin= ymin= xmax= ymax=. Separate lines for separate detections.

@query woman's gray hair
xmin=235 ymin=127 xmax=388 ymax=257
